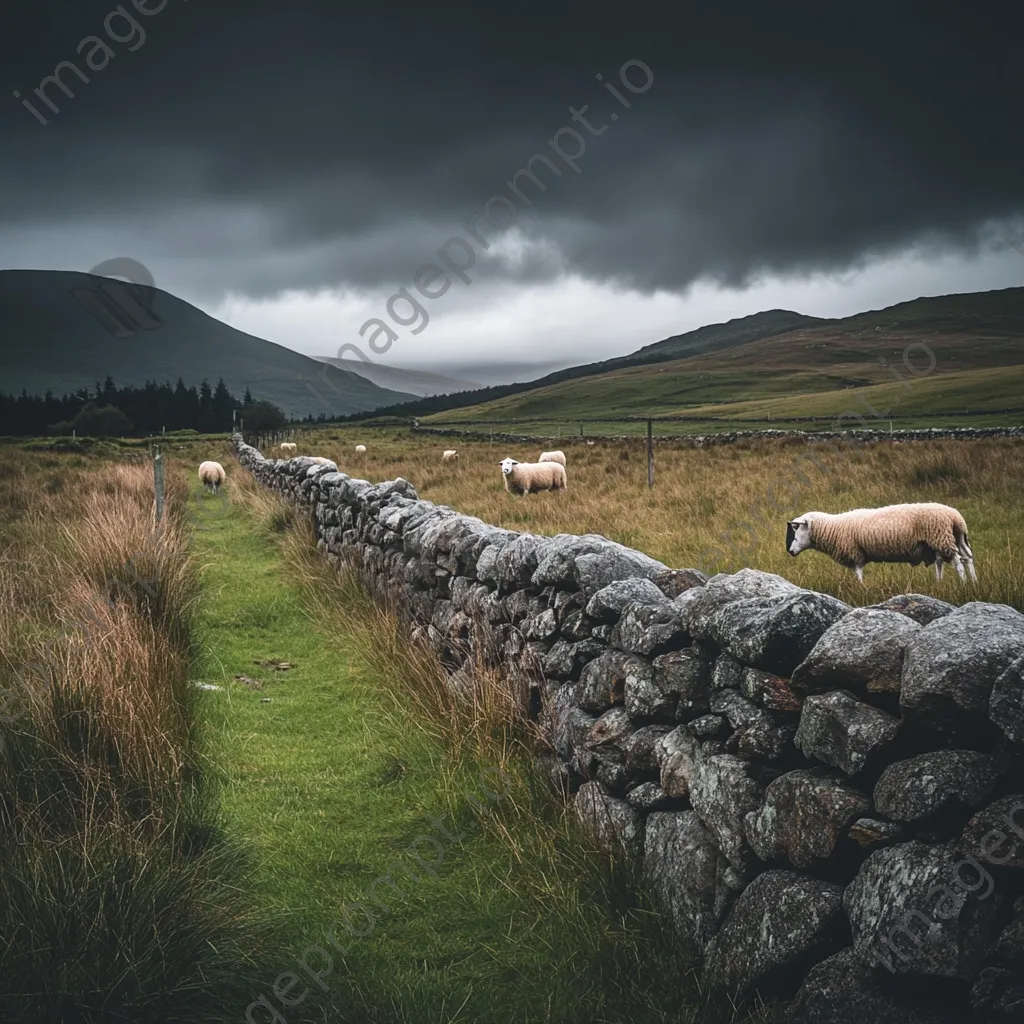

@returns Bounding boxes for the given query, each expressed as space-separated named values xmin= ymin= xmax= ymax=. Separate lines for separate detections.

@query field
xmin=2 ymin=425 xmax=1021 ymax=1020
xmin=271 ymin=426 xmax=1024 ymax=611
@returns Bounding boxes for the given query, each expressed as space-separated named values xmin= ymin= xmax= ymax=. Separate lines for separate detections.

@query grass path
xmin=187 ymin=483 xmax=737 ymax=1024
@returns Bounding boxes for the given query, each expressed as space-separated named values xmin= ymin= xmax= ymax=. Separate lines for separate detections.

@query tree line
xmin=0 ymin=377 xmax=292 ymax=437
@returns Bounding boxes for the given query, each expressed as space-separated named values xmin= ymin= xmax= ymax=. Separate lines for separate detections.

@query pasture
xmin=259 ymin=426 xmax=1024 ymax=612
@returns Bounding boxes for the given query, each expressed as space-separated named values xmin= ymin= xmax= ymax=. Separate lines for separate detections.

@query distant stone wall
xmin=411 ymin=424 xmax=1024 ymax=447
xmin=231 ymin=433 xmax=1024 ymax=1022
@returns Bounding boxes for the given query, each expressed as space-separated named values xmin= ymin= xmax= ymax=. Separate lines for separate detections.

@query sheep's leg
xmin=934 ymin=559 xmax=944 ymax=581
xmin=966 ymin=557 xmax=977 ymax=582
xmin=854 ymin=564 xmax=865 ymax=584
xmin=952 ymin=553 xmax=965 ymax=579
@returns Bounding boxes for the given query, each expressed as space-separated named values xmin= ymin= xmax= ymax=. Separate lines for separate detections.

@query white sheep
xmin=198 ymin=460 xmax=226 ymax=493
xmin=442 ymin=449 xmax=459 ymax=464
xmin=538 ymin=450 xmax=566 ymax=467
xmin=279 ymin=442 xmax=297 ymax=454
xmin=355 ymin=444 xmax=367 ymax=454
xmin=787 ymin=502 xmax=976 ymax=584
xmin=308 ymin=456 xmax=337 ymax=468
xmin=499 ymin=457 xmax=567 ymax=496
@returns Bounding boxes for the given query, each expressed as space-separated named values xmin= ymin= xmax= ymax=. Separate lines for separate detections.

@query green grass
xmin=187 ymin=471 xmax=768 ymax=1024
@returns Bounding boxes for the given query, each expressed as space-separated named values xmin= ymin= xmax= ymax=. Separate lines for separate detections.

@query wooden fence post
xmin=153 ymin=447 xmax=165 ymax=524
xmin=646 ymin=417 xmax=654 ymax=488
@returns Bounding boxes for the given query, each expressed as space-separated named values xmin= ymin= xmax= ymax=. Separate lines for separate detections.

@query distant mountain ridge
xmin=0 ymin=270 xmax=416 ymax=418
xmin=357 ymin=286 xmax=1024 ymax=421
xmin=313 ymin=357 xmax=482 ymax=397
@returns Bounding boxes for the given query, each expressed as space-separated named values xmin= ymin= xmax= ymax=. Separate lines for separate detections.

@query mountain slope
xmin=415 ymin=287 xmax=1024 ymax=423
xmin=0 ymin=270 xmax=416 ymax=418
xmin=313 ymin=357 xmax=481 ymax=397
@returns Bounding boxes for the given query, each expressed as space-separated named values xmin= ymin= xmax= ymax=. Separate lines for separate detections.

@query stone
xmin=572 ymin=542 xmax=670 ymax=596
xmin=712 ymin=652 xmax=744 ymax=691
xmin=532 ymin=535 xmax=611 ymax=589
xmin=578 ymin=650 xmax=633 ymax=713
xmin=957 ymin=794 xmax=1024 ymax=870
xmin=657 ymin=725 xmax=706 ymax=798
xmin=585 ymin=707 xmax=634 ymax=751
xmin=788 ymin=947 xmax=965 ymax=1024
xmin=626 ymin=781 xmax=677 ymax=811
xmin=740 ymin=667 xmax=803 ymax=712
xmin=795 ymin=690 xmax=899 ymax=776
xmin=649 ymin=568 xmax=707 ymax=599
xmin=744 ymin=769 xmax=872 ymax=869
xmin=844 ymin=840 xmax=1004 ymax=979
xmin=703 ymin=870 xmax=847 ymax=997
xmin=542 ymin=638 xmax=604 ymax=681
xmin=873 ymin=750 xmax=1000 ymax=825
xmin=560 ymin=609 xmax=596 ymax=641
xmin=645 ymin=649 xmax=713 ymax=720
xmin=584 ymin=577 xmax=667 ymax=623
xmin=610 ymin=601 xmax=690 ymax=657
xmin=990 ymin=653 xmax=1024 ymax=744
xmin=575 ymin=781 xmax=644 ymax=857
xmin=791 ymin=607 xmax=921 ymax=696
xmin=546 ymin=682 xmax=596 ymax=760
xmin=620 ymin=724 xmax=672 ymax=774
xmin=643 ymin=811 xmax=734 ymax=950
xmin=688 ymin=754 xmax=766 ymax=871
xmin=688 ymin=714 xmax=730 ymax=739
xmin=901 ymin=603 xmax=1024 ymax=737
xmin=710 ymin=689 xmax=792 ymax=760
xmin=873 ymin=593 xmax=956 ymax=627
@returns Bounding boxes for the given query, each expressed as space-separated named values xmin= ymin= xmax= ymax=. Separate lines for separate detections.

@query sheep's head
xmin=499 ymin=457 xmax=518 ymax=477
xmin=787 ymin=514 xmax=815 ymax=556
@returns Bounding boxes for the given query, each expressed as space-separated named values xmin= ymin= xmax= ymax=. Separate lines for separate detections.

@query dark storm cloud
xmin=1 ymin=0 xmax=1021 ymax=300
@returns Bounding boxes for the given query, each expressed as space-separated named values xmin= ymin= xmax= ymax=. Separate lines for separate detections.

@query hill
xmin=312 ymin=357 xmax=481 ymax=397
xmin=411 ymin=287 xmax=1024 ymax=424
xmin=0 ymin=270 xmax=416 ymax=419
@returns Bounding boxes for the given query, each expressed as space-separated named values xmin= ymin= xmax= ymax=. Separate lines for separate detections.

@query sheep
xmin=787 ymin=502 xmax=976 ymax=584
xmin=279 ymin=442 xmax=297 ymax=454
xmin=198 ymin=461 xmax=226 ymax=493
xmin=538 ymin=450 xmax=566 ymax=467
xmin=499 ymin=457 xmax=567 ymax=496
xmin=442 ymin=449 xmax=459 ymax=464
xmin=308 ymin=456 xmax=337 ymax=468
xmin=355 ymin=444 xmax=367 ymax=454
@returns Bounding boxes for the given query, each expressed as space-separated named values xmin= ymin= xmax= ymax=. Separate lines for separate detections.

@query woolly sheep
xmin=499 ymin=457 xmax=567 ymax=496
xmin=442 ymin=449 xmax=459 ymax=463
xmin=308 ymin=456 xmax=336 ymax=468
xmin=787 ymin=502 xmax=976 ymax=584
xmin=538 ymin=450 xmax=566 ymax=467
xmin=279 ymin=442 xmax=297 ymax=454
xmin=197 ymin=460 xmax=225 ymax=493
xmin=354 ymin=444 xmax=367 ymax=453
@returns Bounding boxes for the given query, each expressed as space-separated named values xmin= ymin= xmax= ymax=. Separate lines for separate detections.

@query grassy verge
xmin=191 ymin=465 xmax=772 ymax=1023
xmin=0 ymin=451 xmax=264 ymax=1023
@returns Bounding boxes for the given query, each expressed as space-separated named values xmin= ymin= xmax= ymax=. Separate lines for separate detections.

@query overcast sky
xmin=2 ymin=1 xmax=1022 ymax=380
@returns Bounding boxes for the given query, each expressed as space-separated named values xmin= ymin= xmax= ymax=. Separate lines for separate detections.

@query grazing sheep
xmin=442 ymin=449 xmax=459 ymax=464
xmin=198 ymin=461 xmax=226 ymax=493
xmin=586 ymin=439 xmax=595 ymax=446
xmin=787 ymin=502 xmax=976 ymax=583
xmin=538 ymin=450 xmax=566 ymax=467
xmin=355 ymin=444 xmax=367 ymax=454
xmin=499 ymin=457 xmax=567 ymax=496
xmin=279 ymin=442 xmax=297 ymax=454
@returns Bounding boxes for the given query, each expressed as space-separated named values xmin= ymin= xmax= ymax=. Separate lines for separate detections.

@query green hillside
xmin=0 ymin=270 xmax=416 ymax=419
xmin=419 ymin=287 xmax=1024 ymax=425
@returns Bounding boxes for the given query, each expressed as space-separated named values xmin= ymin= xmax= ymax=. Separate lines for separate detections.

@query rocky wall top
xmin=231 ymin=433 xmax=1024 ymax=1023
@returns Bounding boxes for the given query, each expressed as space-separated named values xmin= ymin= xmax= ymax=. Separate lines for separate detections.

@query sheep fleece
xmin=809 ymin=503 xmax=968 ymax=565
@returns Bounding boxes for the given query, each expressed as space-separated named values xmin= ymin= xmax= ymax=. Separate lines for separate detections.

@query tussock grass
xmin=0 ymin=450 xmax=266 ymax=1023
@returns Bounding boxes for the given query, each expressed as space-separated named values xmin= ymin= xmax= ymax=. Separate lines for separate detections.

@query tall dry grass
xmin=278 ymin=429 xmax=1024 ymax=610
xmin=0 ymin=450 xmax=264 ymax=1023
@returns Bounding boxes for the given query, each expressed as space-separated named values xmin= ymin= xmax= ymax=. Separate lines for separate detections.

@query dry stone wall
xmin=232 ymin=433 xmax=1024 ymax=1022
